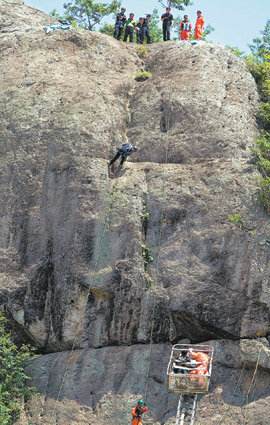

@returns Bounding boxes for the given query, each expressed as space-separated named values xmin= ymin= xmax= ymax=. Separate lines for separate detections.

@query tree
xmin=51 ymin=0 xmax=121 ymax=31
xmin=148 ymin=8 xmax=163 ymax=43
xmin=99 ymin=22 xmax=115 ymax=36
xmin=158 ymin=0 xmax=192 ymax=11
xmin=0 ymin=314 xmax=38 ymax=424
xmin=249 ymin=19 xmax=270 ymax=61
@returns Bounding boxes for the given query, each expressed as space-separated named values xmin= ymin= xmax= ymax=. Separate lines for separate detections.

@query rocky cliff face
xmin=0 ymin=1 xmax=269 ymax=424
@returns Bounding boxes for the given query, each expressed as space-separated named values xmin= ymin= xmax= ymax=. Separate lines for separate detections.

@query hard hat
xmin=138 ymin=400 xmax=144 ymax=405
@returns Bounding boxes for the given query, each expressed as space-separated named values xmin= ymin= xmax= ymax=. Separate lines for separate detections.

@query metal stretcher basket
xmin=167 ymin=344 xmax=214 ymax=394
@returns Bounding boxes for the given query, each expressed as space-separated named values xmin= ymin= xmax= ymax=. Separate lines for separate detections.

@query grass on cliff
xmin=134 ymin=71 xmax=152 ymax=82
xmin=0 ymin=313 xmax=38 ymax=424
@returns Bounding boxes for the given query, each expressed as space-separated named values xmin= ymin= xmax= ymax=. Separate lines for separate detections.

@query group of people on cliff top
xmin=114 ymin=7 xmax=205 ymax=44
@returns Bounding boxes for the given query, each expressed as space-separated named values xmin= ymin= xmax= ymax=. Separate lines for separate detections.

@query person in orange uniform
xmin=179 ymin=15 xmax=192 ymax=40
xmin=195 ymin=10 xmax=205 ymax=40
xmin=131 ymin=400 xmax=148 ymax=425
xmin=189 ymin=348 xmax=209 ymax=383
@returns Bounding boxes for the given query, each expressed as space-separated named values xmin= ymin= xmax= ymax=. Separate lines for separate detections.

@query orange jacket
xmin=195 ymin=16 xmax=205 ymax=29
xmin=132 ymin=405 xmax=148 ymax=418
xmin=191 ymin=351 xmax=209 ymax=368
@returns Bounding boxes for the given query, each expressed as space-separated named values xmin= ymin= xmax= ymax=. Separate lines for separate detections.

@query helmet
xmin=146 ymin=14 xmax=151 ymax=17
xmin=138 ymin=400 xmax=144 ymax=405
xmin=133 ymin=146 xmax=138 ymax=151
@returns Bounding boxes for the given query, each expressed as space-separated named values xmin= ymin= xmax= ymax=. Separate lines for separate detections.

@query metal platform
xmin=167 ymin=344 xmax=214 ymax=394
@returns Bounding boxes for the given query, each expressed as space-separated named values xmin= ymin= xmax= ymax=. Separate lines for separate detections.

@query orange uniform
xmin=179 ymin=20 xmax=192 ymax=40
xmin=195 ymin=16 xmax=205 ymax=40
xmin=131 ymin=404 xmax=148 ymax=425
xmin=189 ymin=351 xmax=209 ymax=383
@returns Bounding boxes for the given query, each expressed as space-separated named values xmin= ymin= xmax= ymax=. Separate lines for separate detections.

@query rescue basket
xmin=167 ymin=344 xmax=214 ymax=394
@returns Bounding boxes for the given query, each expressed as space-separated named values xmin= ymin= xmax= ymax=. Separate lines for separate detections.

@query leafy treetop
xmin=52 ymin=0 xmax=121 ymax=30
xmin=158 ymin=0 xmax=192 ymax=11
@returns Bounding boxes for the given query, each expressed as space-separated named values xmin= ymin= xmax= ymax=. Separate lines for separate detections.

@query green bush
xmin=257 ymin=176 xmax=270 ymax=212
xmin=134 ymin=71 xmax=152 ymax=81
xmin=228 ymin=214 xmax=243 ymax=228
xmin=141 ymin=243 xmax=153 ymax=271
xmin=136 ymin=45 xmax=148 ymax=58
xmin=0 ymin=313 xmax=38 ymax=424
xmin=141 ymin=201 xmax=150 ymax=232
xmin=145 ymin=273 xmax=153 ymax=291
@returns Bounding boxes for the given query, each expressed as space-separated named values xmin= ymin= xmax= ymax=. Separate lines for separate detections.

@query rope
xmin=241 ymin=346 xmax=263 ymax=425
xmin=216 ymin=360 xmax=247 ymax=425
xmin=45 ymin=171 xmax=119 ymax=424
xmin=144 ymin=94 xmax=171 ymax=402
xmin=217 ymin=346 xmax=264 ymax=425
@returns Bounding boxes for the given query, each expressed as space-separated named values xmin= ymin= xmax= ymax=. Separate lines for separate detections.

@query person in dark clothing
xmin=141 ymin=14 xmax=151 ymax=44
xmin=123 ymin=13 xmax=137 ymax=43
xmin=136 ymin=17 xmax=144 ymax=44
xmin=113 ymin=8 xmax=126 ymax=40
xmin=108 ymin=143 xmax=137 ymax=168
xmin=161 ymin=7 xmax=173 ymax=41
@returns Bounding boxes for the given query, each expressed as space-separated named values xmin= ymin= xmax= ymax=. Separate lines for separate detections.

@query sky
xmin=26 ymin=0 xmax=269 ymax=52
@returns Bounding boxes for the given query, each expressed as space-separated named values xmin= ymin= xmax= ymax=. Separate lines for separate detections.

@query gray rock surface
xmin=0 ymin=1 xmax=269 ymax=423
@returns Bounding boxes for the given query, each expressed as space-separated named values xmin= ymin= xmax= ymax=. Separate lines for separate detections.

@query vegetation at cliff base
xmin=0 ymin=314 xmax=38 ymax=424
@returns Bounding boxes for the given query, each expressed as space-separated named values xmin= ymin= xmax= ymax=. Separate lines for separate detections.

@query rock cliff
xmin=0 ymin=1 xmax=269 ymax=424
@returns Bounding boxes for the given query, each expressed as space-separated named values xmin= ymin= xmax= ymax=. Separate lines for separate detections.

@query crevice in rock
xmin=171 ymin=311 xmax=239 ymax=343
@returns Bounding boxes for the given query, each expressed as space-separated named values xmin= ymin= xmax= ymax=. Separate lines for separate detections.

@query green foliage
xmin=227 ymin=45 xmax=247 ymax=59
xmin=51 ymin=0 xmax=121 ymax=30
xmin=252 ymin=131 xmax=270 ymax=211
xmin=99 ymin=22 xmax=115 ymax=36
xmin=228 ymin=214 xmax=243 ymax=228
xmin=257 ymin=176 xmax=270 ymax=212
xmin=158 ymin=0 xmax=192 ymax=11
xmin=148 ymin=8 xmax=163 ymax=43
xmin=141 ymin=243 xmax=153 ymax=271
xmin=136 ymin=45 xmax=148 ymax=58
xmin=202 ymin=24 xmax=215 ymax=40
xmin=0 ymin=314 xmax=38 ymax=424
xmin=145 ymin=273 xmax=153 ymax=291
xmin=249 ymin=19 xmax=270 ymax=61
xmin=134 ymin=71 xmax=152 ymax=81
xmin=141 ymin=201 xmax=150 ymax=232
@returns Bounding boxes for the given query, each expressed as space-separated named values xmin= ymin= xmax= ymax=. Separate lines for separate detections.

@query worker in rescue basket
xmin=108 ymin=142 xmax=137 ymax=168
xmin=131 ymin=400 xmax=148 ymax=425
xmin=189 ymin=348 xmax=210 ymax=383
xmin=195 ymin=10 xmax=205 ymax=40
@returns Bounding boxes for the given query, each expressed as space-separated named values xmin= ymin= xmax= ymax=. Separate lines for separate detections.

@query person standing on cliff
xmin=195 ymin=10 xmax=205 ymax=40
xmin=123 ymin=13 xmax=137 ymax=43
xmin=161 ymin=7 xmax=173 ymax=41
xmin=113 ymin=7 xmax=126 ymax=40
xmin=141 ymin=14 xmax=152 ymax=44
xmin=136 ymin=17 xmax=145 ymax=44
xmin=179 ymin=15 xmax=192 ymax=40
xmin=131 ymin=400 xmax=147 ymax=425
